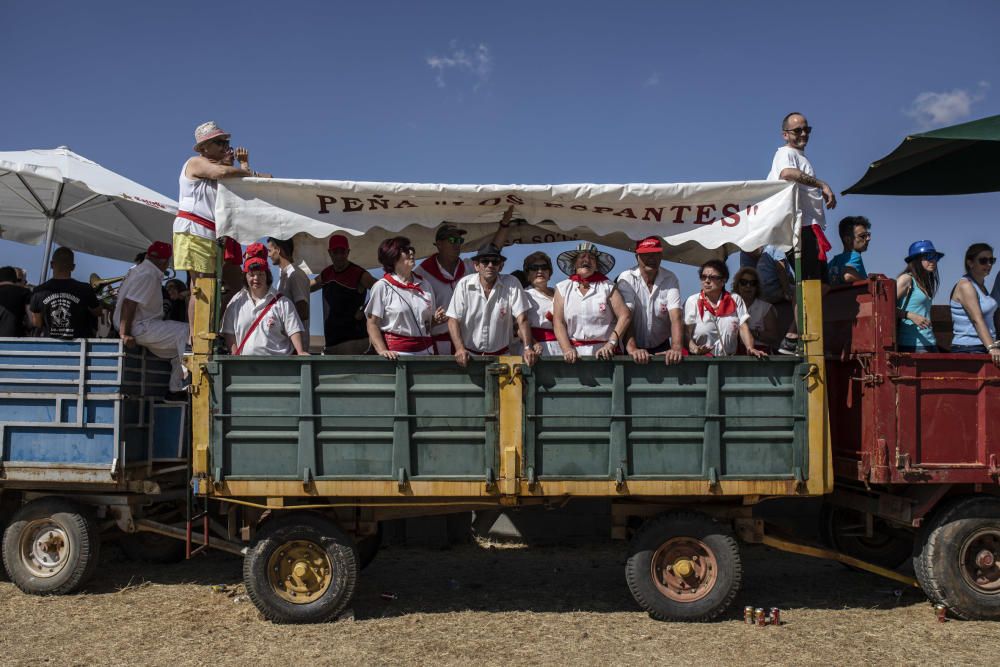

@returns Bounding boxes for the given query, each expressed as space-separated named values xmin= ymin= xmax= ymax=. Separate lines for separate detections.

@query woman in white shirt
xmin=684 ymin=259 xmax=767 ymax=358
xmin=553 ymin=242 xmax=631 ymax=362
xmin=221 ymin=257 xmax=309 ymax=356
xmin=732 ymin=266 xmax=779 ymax=351
xmin=365 ymin=236 xmax=445 ymax=358
xmin=519 ymin=251 xmax=562 ymax=357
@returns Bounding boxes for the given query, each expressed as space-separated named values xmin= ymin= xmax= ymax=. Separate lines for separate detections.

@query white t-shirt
xmin=616 ymin=266 xmax=683 ymax=349
xmin=222 ymin=288 xmax=304 ymax=356
xmin=113 ymin=260 xmax=166 ymax=329
xmin=447 ymin=274 xmax=529 ymax=354
xmin=420 ymin=256 xmax=475 ymax=337
xmin=556 ymin=278 xmax=618 ymax=343
xmin=364 ymin=275 xmax=435 ymax=338
xmin=768 ymin=146 xmax=826 ymax=229
xmin=746 ymin=298 xmax=775 ymax=339
xmin=524 ymin=287 xmax=555 ymax=331
xmin=277 ymin=263 xmax=311 ymax=332
xmin=684 ymin=292 xmax=751 ymax=357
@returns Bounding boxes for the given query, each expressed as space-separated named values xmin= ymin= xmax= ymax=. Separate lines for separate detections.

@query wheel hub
xmin=959 ymin=528 xmax=1000 ymax=594
xmin=267 ymin=539 xmax=333 ymax=604
xmin=18 ymin=520 xmax=70 ymax=578
xmin=650 ymin=537 xmax=718 ymax=602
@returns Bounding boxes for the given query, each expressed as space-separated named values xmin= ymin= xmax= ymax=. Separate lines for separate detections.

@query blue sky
xmin=2 ymin=1 xmax=998 ymax=332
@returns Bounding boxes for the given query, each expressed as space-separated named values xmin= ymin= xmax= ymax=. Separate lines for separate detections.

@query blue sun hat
xmin=905 ymin=240 xmax=944 ymax=263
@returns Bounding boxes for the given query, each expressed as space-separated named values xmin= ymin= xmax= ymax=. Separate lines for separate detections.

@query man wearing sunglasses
xmin=446 ymin=243 xmax=537 ymax=368
xmin=615 ymin=236 xmax=684 ymax=365
xmin=173 ymin=121 xmax=259 ymax=336
xmin=828 ymin=216 xmax=872 ymax=286
xmin=418 ymin=206 xmax=514 ymax=354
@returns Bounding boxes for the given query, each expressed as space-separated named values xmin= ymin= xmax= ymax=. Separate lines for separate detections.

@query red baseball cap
xmin=243 ymin=257 xmax=268 ymax=273
xmin=223 ymin=237 xmax=242 ymax=266
xmin=147 ymin=241 xmax=172 ymax=260
xmin=635 ymin=236 xmax=664 ymax=254
xmin=244 ymin=242 xmax=267 ymax=261
xmin=328 ymin=234 xmax=350 ymax=251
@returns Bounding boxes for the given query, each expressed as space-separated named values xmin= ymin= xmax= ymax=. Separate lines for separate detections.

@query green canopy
xmin=843 ymin=114 xmax=1000 ymax=196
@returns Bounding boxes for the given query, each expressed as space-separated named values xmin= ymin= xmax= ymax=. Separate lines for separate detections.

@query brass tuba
xmin=89 ymin=273 xmax=126 ymax=291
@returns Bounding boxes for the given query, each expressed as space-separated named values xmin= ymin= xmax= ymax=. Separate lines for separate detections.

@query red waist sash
xmin=177 ymin=210 xmax=216 ymax=232
xmin=384 ymin=332 xmax=433 ymax=353
xmin=531 ymin=327 xmax=558 ymax=342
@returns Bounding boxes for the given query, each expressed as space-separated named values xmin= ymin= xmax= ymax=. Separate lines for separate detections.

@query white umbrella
xmin=0 ymin=147 xmax=177 ymax=281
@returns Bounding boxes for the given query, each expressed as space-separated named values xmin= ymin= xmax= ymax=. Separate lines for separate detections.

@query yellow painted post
xmin=800 ymin=279 xmax=833 ymax=494
xmin=497 ymin=355 xmax=524 ymax=496
xmin=189 ymin=276 xmax=216 ymax=478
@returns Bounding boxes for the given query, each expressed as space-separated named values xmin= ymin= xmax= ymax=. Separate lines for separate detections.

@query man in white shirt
xmin=114 ymin=241 xmax=189 ymax=401
xmin=419 ymin=207 xmax=514 ymax=354
xmin=768 ymin=112 xmax=838 ymax=354
xmin=268 ymin=237 xmax=311 ymax=335
xmin=447 ymin=243 xmax=538 ymax=368
xmin=616 ymin=236 xmax=684 ymax=365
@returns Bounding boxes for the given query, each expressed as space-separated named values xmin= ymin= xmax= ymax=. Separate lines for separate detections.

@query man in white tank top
xmin=173 ymin=121 xmax=256 ymax=336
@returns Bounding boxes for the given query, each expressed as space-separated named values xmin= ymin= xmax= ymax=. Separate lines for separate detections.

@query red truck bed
xmin=824 ymin=276 xmax=1000 ymax=486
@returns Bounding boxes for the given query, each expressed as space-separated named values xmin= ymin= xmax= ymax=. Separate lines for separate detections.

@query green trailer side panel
xmin=210 ymin=357 xmax=498 ymax=481
xmin=524 ymin=357 xmax=807 ymax=480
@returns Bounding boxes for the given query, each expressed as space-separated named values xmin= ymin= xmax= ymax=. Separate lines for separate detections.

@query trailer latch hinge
xmin=485 ymin=467 xmax=496 ymax=489
xmin=615 ymin=466 xmax=626 ymax=490
xmin=526 ymin=466 xmax=537 ymax=488
xmin=486 ymin=363 xmax=511 ymax=378
xmin=397 ymin=467 xmax=407 ymax=490
xmin=989 ymin=454 xmax=999 ymax=477
xmin=302 ymin=467 xmax=314 ymax=489
xmin=707 ymin=466 xmax=719 ymax=489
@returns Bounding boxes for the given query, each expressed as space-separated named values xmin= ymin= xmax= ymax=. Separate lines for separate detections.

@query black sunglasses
xmin=209 ymin=138 xmax=231 ymax=147
xmin=441 ymin=236 xmax=464 ymax=245
xmin=738 ymin=279 xmax=759 ymax=287
xmin=526 ymin=264 xmax=551 ymax=272
xmin=977 ymin=257 xmax=997 ymax=266
xmin=478 ymin=258 xmax=503 ymax=266
xmin=784 ymin=126 xmax=812 ymax=136
xmin=700 ymin=274 xmax=725 ymax=282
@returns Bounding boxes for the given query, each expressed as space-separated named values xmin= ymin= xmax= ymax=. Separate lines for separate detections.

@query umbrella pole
xmin=38 ymin=214 xmax=56 ymax=284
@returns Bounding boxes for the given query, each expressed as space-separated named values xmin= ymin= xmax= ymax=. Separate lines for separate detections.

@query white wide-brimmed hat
xmin=557 ymin=241 xmax=615 ymax=276
xmin=193 ymin=121 xmax=231 ymax=151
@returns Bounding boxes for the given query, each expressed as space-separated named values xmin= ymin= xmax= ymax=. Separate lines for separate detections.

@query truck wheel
xmin=823 ymin=505 xmax=912 ymax=570
xmin=2 ymin=497 xmax=101 ymax=595
xmin=355 ymin=524 xmax=382 ymax=570
xmin=120 ymin=532 xmax=186 ymax=563
xmin=626 ymin=511 xmax=742 ymax=622
xmin=243 ymin=513 xmax=358 ymax=623
xmin=914 ymin=496 xmax=1000 ymax=620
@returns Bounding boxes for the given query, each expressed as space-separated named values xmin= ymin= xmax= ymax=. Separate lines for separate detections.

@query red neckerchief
xmin=697 ymin=290 xmax=737 ymax=319
xmin=569 ymin=272 xmax=608 ymax=284
xmin=811 ymin=223 xmax=833 ymax=261
xmin=383 ymin=273 xmax=424 ymax=293
xmin=419 ymin=255 xmax=465 ymax=286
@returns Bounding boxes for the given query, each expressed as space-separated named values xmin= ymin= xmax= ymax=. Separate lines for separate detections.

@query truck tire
xmin=822 ymin=504 xmax=912 ymax=570
xmin=119 ymin=532 xmax=186 ymax=563
xmin=626 ymin=511 xmax=742 ymax=622
xmin=243 ymin=513 xmax=358 ymax=623
xmin=914 ymin=496 xmax=1000 ymax=620
xmin=2 ymin=497 xmax=101 ymax=595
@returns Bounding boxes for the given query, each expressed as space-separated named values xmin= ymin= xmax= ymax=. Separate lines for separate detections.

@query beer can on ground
xmin=934 ymin=604 xmax=947 ymax=622
xmin=769 ymin=607 xmax=781 ymax=625
xmin=744 ymin=606 xmax=755 ymax=624
xmin=755 ymin=608 xmax=766 ymax=626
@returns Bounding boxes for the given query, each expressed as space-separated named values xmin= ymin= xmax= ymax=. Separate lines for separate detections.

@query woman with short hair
xmin=896 ymin=240 xmax=943 ymax=353
xmin=685 ymin=259 xmax=767 ymax=358
xmin=732 ymin=266 xmax=779 ymax=350
xmin=552 ymin=242 xmax=631 ymax=362
xmin=221 ymin=256 xmax=308 ymax=356
xmin=519 ymin=251 xmax=562 ymax=357
xmin=949 ymin=243 xmax=1000 ymax=366
xmin=365 ymin=236 xmax=444 ymax=359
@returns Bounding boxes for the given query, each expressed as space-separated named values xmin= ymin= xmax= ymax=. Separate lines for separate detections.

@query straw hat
xmin=193 ymin=121 xmax=231 ymax=151
xmin=557 ymin=241 xmax=615 ymax=276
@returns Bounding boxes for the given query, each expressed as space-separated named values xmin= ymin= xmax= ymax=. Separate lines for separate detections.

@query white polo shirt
xmin=683 ymin=292 xmax=750 ymax=357
xmin=447 ymin=274 xmax=529 ymax=354
xmin=556 ymin=278 xmax=618 ymax=343
xmin=277 ymin=263 xmax=311 ymax=332
xmin=113 ymin=259 xmax=166 ymax=329
xmin=524 ymin=286 xmax=561 ymax=355
xmin=364 ymin=275 xmax=435 ymax=338
xmin=222 ymin=288 xmax=304 ymax=355
xmin=616 ymin=266 xmax=682 ymax=349
xmin=420 ymin=256 xmax=474 ymax=337
xmin=768 ymin=146 xmax=826 ymax=229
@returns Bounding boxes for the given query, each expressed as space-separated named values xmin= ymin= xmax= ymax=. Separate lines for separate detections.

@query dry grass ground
xmin=0 ymin=540 xmax=996 ymax=666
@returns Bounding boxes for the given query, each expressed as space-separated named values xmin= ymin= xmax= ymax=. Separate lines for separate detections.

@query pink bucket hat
xmin=193 ymin=121 xmax=231 ymax=151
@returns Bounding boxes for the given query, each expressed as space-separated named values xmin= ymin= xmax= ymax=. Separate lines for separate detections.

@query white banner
xmin=217 ymin=179 xmax=798 ymax=272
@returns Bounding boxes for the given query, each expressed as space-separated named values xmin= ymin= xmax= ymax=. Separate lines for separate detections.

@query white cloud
xmin=426 ymin=41 xmax=493 ymax=90
xmin=905 ymin=81 xmax=990 ymax=127
xmin=643 ymin=72 xmax=660 ymax=88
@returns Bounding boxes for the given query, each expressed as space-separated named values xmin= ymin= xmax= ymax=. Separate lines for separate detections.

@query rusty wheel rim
xmin=18 ymin=519 xmax=71 ymax=579
xmin=650 ymin=537 xmax=718 ymax=602
xmin=267 ymin=539 xmax=333 ymax=604
xmin=959 ymin=528 xmax=1000 ymax=594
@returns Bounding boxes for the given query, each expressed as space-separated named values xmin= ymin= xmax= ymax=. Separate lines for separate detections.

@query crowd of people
xmin=3 ymin=113 xmax=999 ymax=404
